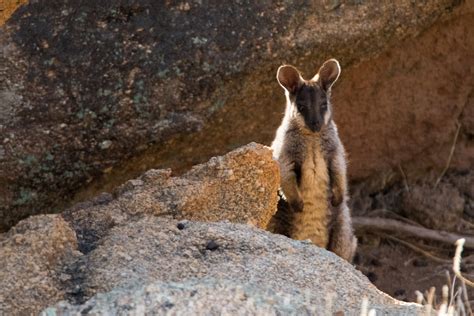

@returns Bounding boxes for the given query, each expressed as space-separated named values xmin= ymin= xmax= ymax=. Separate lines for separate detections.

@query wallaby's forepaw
xmin=289 ymin=199 xmax=304 ymax=213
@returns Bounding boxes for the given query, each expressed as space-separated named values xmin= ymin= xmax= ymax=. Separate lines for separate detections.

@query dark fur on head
xmin=277 ymin=59 xmax=341 ymax=132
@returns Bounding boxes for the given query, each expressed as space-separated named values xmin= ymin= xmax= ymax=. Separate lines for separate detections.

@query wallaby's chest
xmin=286 ymin=135 xmax=331 ymax=247
xmin=299 ymin=138 xmax=329 ymax=199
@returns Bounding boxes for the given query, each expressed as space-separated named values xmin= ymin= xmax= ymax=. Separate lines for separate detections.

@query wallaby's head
xmin=277 ymin=59 xmax=341 ymax=132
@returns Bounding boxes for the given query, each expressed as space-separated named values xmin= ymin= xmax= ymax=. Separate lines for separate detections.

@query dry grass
xmin=414 ymin=239 xmax=472 ymax=316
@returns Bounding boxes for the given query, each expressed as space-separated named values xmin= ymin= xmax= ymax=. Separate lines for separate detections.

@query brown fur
xmin=268 ymin=59 xmax=357 ymax=262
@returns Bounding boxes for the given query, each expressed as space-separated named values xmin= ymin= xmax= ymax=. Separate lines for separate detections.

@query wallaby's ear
xmin=277 ymin=65 xmax=302 ymax=94
xmin=315 ymin=59 xmax=341 ymax=91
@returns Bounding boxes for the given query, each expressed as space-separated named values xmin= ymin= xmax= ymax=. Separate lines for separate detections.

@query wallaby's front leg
xmin=329 ymin=143 xmax=348 ymax=207
xmin=280 ymin=161 xmax=304 ymax=212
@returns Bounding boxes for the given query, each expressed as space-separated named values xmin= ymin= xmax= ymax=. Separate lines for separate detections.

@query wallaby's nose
xmin=309 ymin=121 xmax=321 ymax=132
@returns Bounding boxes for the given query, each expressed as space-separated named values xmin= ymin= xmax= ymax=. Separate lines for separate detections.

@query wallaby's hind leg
xmin=328 ymin=203 xmax=357 ymax=262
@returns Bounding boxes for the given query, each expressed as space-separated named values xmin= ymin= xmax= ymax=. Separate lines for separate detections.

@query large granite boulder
xmin=0 ymin=215 xmax=421 ymax=315
xmin=1 ymin=0 xmax=472 ymax=233
xmin=0 ymin=142 xmax=421 ymax=315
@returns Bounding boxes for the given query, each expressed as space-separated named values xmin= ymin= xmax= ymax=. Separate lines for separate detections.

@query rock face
xmin=0 ymin=0 xmax=27 ymax=25
xmin=0 ymin=214 xmax=78 ymax=315
xmin=0 ymin=143 xmax=419 ymax=315
xmin=63 ymin=143 xmax=279 ymax=252
xmin=1 ymin=0 xmax=471 ymax=231
xmin=333 ymin=1 xmax=474 ymax=187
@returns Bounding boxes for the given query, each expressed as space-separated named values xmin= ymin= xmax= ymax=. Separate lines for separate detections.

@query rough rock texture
xmin=44 ymin=217 xmax=420 ymax=315
xmin=0 ymin=214 xmax=78 ymax=315
xmin=63 ymin=143 xmax=279 ymax=253
xmin=1 ymin=0 xmax=470 ymax=231
xmin=0 ymin=142 xmax=417 ymax=315
xmin=44 ymin=279 xmax=419 ymax=316
xmin=333 ymin=0 xmax=474 ymax=189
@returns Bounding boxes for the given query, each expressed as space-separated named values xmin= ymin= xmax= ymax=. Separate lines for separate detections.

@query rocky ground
xmin=0 ymin=144 xmax=422 ymax=315
xmin=1 ymin=1 xmax=473 ymax=315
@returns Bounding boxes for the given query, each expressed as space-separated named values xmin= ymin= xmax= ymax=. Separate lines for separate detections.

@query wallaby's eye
xmin=296 ymin=103 xmax=304 ymax=111
xmin=321 ymin=103 xmax=328 ymax=111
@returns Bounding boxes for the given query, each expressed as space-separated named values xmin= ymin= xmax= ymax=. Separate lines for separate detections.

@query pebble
xmin=100 ymin=140 xmax=112 ymax=149
xmin=205 ymin=240 xmax=219 ymax=251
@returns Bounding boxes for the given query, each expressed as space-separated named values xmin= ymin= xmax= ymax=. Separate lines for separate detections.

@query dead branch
xmin=368 ymin=208 xmax=423 ymax=227
xmin=352 ymin=217 xmax=474 ymax=249
xmin=382 ymin=234 xmax=451 ymax=263
xmin=453 ymin=239 xmax=474 ymax=288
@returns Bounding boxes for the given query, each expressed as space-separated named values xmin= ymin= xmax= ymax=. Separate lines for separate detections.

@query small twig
xmin=446 ymin=286 xmax=460 ymax=315
xmin=353 ymin=217 xmax=474 ymax=249
xmin=425 ymin=287 xmax=435 ymax=316
xmin=435 ymin=121 xmax=461 ymax=187
xmin=448 ymin=274 xmax=457 ymax=309
xmin=460 ymin=218 xmax=474 ymax=230
xmin=461 ymin=279 xmax=473 ymax=315
xmin=398 ymin=164 xmax=410 ymax=192
xmin=446 ymin=270 xmax=453 ymax=293
xmin=327 ymin=0 xmax=341 ymax=11
xmin=438 ymin=285 xmax=449 ymax=315
xmin=453 ymin=239 xmax=474 ymax=287
xmin=382 ymin=234 xmax=450 ymax=263
xmin=456 ymin=288 xmax=467 ymax=316
xmin=367 ymin=208 xmax=423 ymax=228
xmin=416 ymin=268 xmax=450 ymax=283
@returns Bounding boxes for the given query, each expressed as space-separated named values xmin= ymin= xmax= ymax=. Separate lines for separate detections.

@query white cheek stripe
xmin=324 ymin=110 xmax=331 ymax=125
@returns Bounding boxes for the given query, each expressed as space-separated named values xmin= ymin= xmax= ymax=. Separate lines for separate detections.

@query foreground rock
xmin=44 ymin=217 xmax=419 ymax=315
xmin=0 ymin=213 xmax=421 ymax=315
xmin=0 ymin=215 xmax=78 ymax=315
xmin=1 ymin=0 xmax=470 ymax=231
xmin=0 ymin=143 xmax=419 ymax=315
xmin=45 ymin=279 xmax=419 ymax=316
xmin=63 ymin=143 xmax=279 ymax=252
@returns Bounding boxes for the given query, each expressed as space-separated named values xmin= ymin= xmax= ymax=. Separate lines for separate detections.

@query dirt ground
xmin=351 ymin=170 xmax=474 ymax=305
xmin=355 ymin=237 xmax=473 ymax=303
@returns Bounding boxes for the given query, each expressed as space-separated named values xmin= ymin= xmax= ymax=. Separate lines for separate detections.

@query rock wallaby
xmin=268 ymin=59 xmax=357 ymax=262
